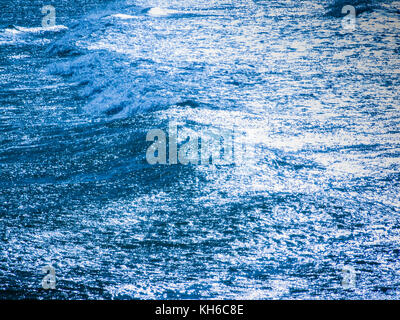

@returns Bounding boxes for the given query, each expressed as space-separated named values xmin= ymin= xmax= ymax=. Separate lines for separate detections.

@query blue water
xmin=1 ymin=0 xmax=400 ymax=299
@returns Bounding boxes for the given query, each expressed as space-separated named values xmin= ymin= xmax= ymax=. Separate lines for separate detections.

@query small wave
xmin=145 ymin=7 xmax=180 ymax=17
xmin=46 ymin=41 xmax=85 ymax=58
xmin=176 ymin=100 xmax=201 ymax=108
xmin=8 ymin=54 xmax=30 ymax=60
xmin=0 ymin=24 xmax=67 ymax=46
xmin=47 ymin=50 xmax=178 ymax=117
xmin=110 ymin=13 xmax=135 ymax=20
xmin=4 ymin=25 xmax=68 ymax=34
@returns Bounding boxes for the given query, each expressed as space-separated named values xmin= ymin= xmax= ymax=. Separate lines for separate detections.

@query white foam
xmin=5 ymin=25 xmax=68 ymax=34
xmin=147 ymin=7 xmax=178 ymax=17
xmin=111 ymin=13 xmax=135 ymax=20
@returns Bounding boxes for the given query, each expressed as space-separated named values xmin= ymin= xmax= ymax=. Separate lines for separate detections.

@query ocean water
xmin=0 ymin=0 xmax=400 ymax=299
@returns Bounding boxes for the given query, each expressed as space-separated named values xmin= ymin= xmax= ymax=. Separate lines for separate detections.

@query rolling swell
xmin=1 ymin=0 xmax=400 ymax=300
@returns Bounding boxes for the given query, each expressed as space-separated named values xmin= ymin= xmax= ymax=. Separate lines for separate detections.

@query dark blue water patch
xmin=325 ymin=0 xmax=381 ymax=18
xmin=176 ymin=100 xmax=201 ymax=108
xmin=270 ymin=155 xmax=323 ymax=171
xmin=46 ymin=41 xmax=86 ymax=58
xmin=103 ymin=104 xmax=125 ymax=116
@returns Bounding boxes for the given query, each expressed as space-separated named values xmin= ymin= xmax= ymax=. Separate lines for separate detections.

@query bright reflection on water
xmin=0 ymin=0 xmax=400 ymax=299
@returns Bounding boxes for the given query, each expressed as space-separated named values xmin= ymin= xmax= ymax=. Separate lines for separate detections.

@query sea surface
xmin=1 ymin=0 xmax=400 ymax=299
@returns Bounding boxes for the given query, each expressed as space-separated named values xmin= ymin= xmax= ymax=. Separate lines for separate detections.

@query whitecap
xmin=5 ymin=25 xmax=68 ymax=34
xmin=110 ymin=13 xmax=135 ymax=20
xmin=147 ymin=7 xmax=178 ymax=17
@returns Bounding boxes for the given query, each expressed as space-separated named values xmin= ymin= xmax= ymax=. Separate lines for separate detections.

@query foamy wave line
xmin=147 ymin=7 xmax=180 ymax=17
xmin=4 ymin=25 xmax=68 ymax=34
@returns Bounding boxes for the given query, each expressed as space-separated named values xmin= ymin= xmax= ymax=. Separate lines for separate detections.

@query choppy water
xmin=1 ymin=0 xmax=400 ymax=299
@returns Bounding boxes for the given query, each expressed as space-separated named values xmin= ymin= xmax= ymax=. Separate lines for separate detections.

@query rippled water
xmin=1 ymin=0 xmax=400 ymax=299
